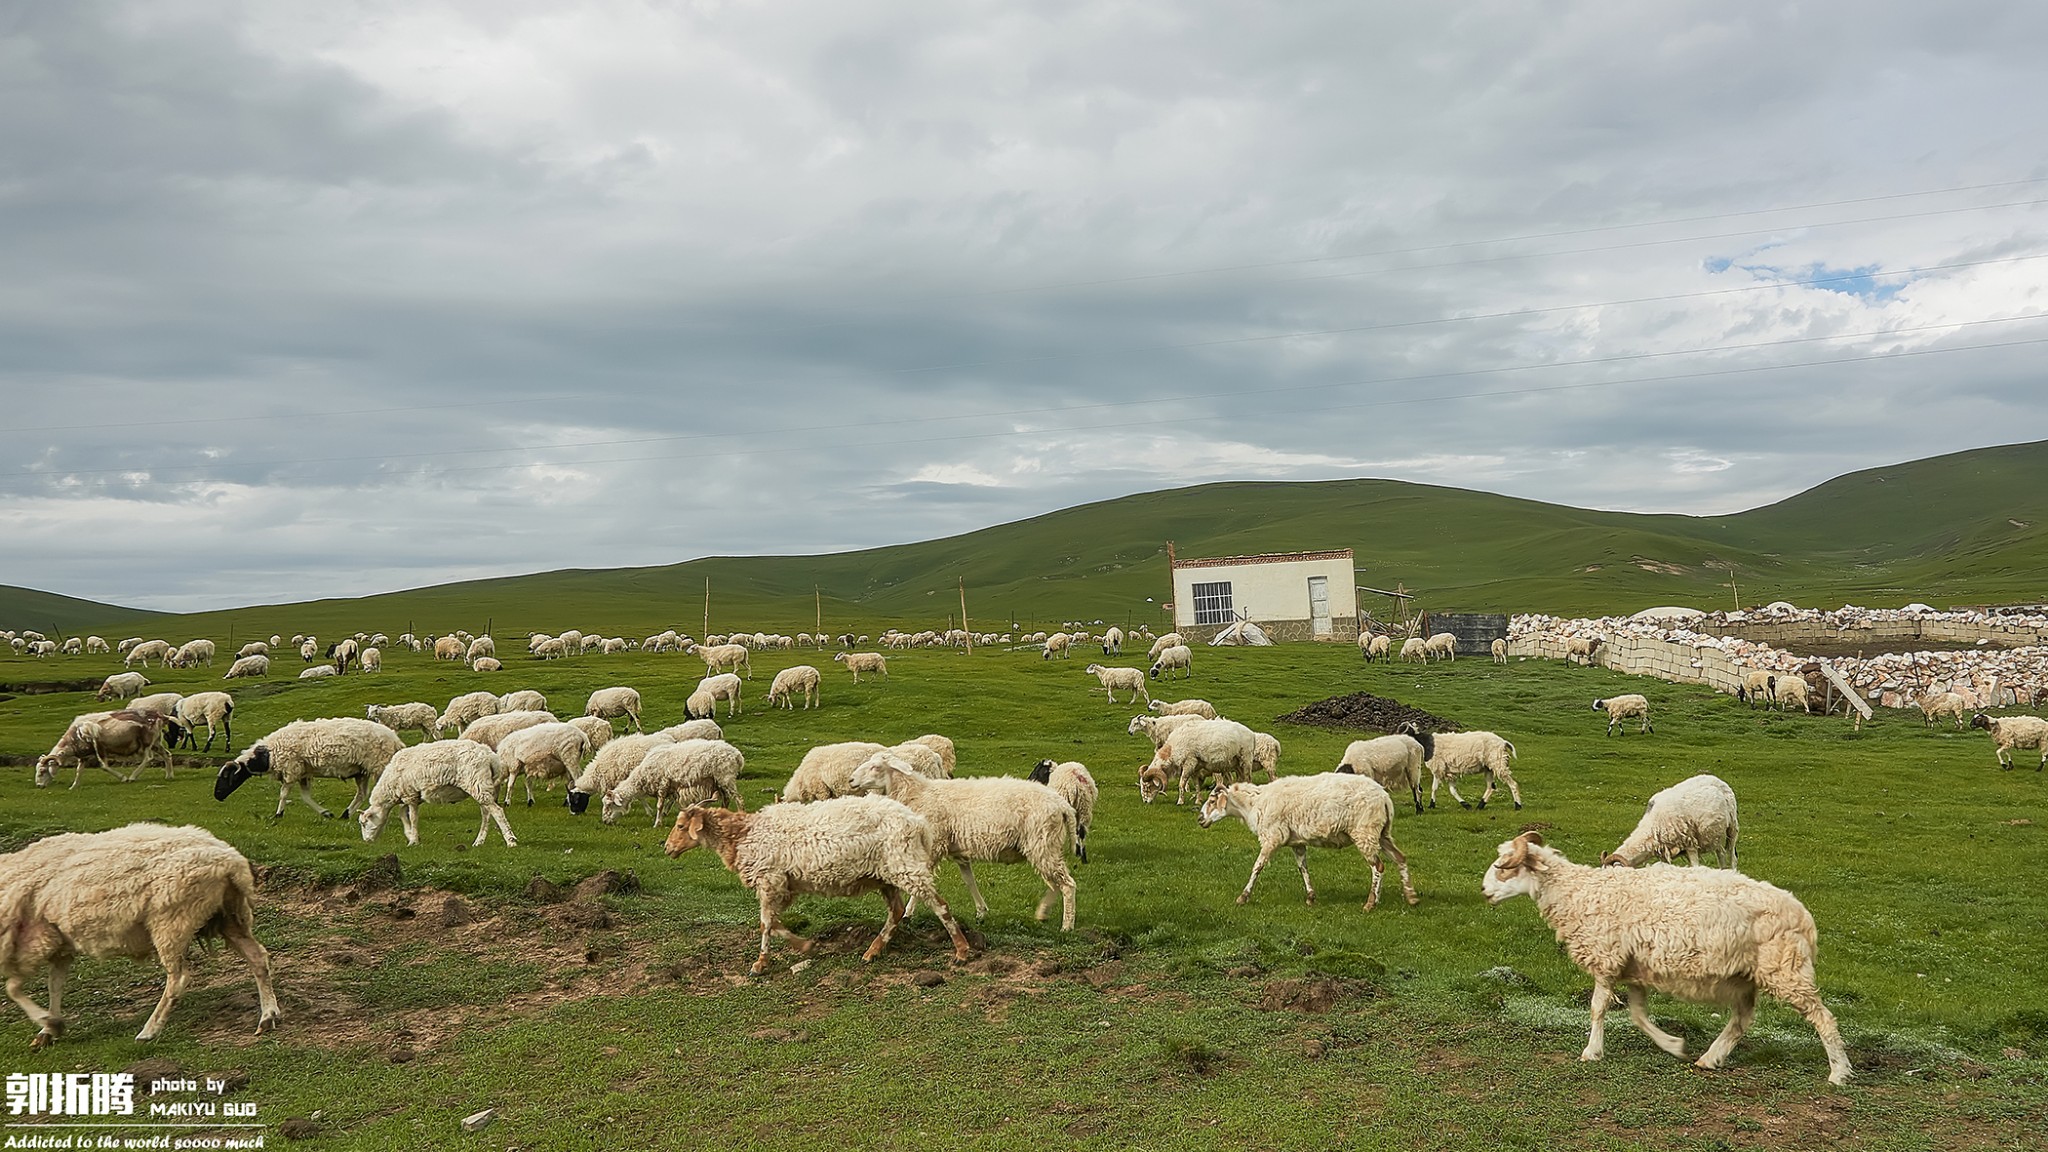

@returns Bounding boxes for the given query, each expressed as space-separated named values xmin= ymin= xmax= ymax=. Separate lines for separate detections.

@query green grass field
xmin=2 ymin=639 xmax=2043 ymax=1150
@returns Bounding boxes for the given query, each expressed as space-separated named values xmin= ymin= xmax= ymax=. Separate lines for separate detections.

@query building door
xmin=1308 ymin=577 xmax=1331 ymax=638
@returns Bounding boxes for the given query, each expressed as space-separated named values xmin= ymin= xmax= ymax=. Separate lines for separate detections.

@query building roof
xmin=1172 ymin=548 xmax=1354 ymax=570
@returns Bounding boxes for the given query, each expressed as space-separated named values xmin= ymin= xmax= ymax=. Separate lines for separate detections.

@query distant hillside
xmin=11 ymin=440 xmax=2047 ymax=638
xmin=0 ymin=585 xmax=162 ymax=636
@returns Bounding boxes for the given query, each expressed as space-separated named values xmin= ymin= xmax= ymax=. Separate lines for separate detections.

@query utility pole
xmin=959 ymin=577 xmax=972 ymax=654
xmin=1723 ymin=564 xmax=1741 ymax=611
xmin=815 ymin=586 xmax=821 ymax=638
xmin=703 ymin=577 xmax=710 ymax=639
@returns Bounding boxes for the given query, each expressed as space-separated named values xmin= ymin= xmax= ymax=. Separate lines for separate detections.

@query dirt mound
xmin=1274 ymin=692 xmax=1457 ymax=733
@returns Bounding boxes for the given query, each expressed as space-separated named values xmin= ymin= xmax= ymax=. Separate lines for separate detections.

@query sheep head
xmin=1970 ymin=713 xmax=1994 ymax=731
xmin=214 ymin=744 xmax=268 ymax=800
xmin=1027 ymin=759 xmax=1055 ymax=785
xmin=1482 ymin=832 xmax=1550 ymax=905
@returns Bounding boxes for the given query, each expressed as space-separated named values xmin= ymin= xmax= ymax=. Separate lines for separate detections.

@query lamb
xmin=1482 ymin=832 xmax=1851 ymax=1085
xmin=1735 ymin=670 xmax=1777 ymax=708
xmin=1593 ymin=694 xmax=1653 ymax=736
xmin=0 ymin=823 xmax=280 ymax=1048
xmin=440 ymin=690 xmax=502 ymax=735
xmin=84 ymin=636 xmax=109 ymax=654
xmin=780 ymin=741 xmax=890 ymax=802
xmin=496 ymin=689 xmax=547 ymax=714
xmin=470 ymin=656 xmax=503 ymax=673
xmin=214 ymin=718 xmax=404 ymax=819
xmin=35 ymin=710 xmax=187 ymax=789
xmin=1028 ymin=760 xmax=1098 ymax=862
xmin=1148 ymin=645 xmax=1192 ymax=681
xmin=1334 ymin=727 xmax=1430 ymax=814
xmin=357 ymin=740 xmax=518 ymax=848
xmin=767 ymin=664 xmax=822 ymax=710
xmin=456 ymin=709 xmax=558 ymax=750
xmin=366 ymin=703 xmax=443 ymax=743
xmin=172 ymin=691 xmax=235 ymax=753
xmin=1149 ymin=698 xmax=1218 ymax=720
xmin=567 ymin=733 xmax=678 ymax=814
xmin=1604 ymin=774 xmax=1739 ymax=869
xmin=359 ymin=647 xmax=382 ymax=673
xmin=568 ymin=714 xmax=617 ymax=753
xmin=1141 ymin=718 xmax=1259 ymax=805
xmin=658 ymin=719 xmax=724 ymax=743
xmin=833 ymin=651 xmax=889 ymax=683
xmin=1399 ymin=637 xmax=1428 ymax=663
xmin=1773 ymin=674 xmax=1811 ymax=714
xmin=1565 ymin=636 xmax=1604 ymax=666
xmin=686 ymin=673 xmax=744 ymax=720
xmin=1041 ymin=632 xmax=1072 ymax=660
xmin=1424 ymin=632 xmax=1458 ymax=661
xmin=496 ymin=721 xmax=594 ymax=806
xmin=1425 ymin=729 xmax=1523 ymax=810
xmin=848 ymin=753 xmax=1078 ymax=931
xmin=1970 ymin=712 xmax=2048 ymax=769
xmin=1199 ymin=775 xmax=1417 ymax=910
xmin=1146 ymin=633 xmax=1185 ymax=660
xmin=1084 ymin=664 xmax=1152 ymax=705
xmin=1491 ymin=638 xmax=1508 ymax=664
xmin=602 ymin=739 xmax=745 ymax=825
xmin=1100 ymin=627 xmax=1124 ymax=655
xmin=663 ymin=798 xmax=974 ymax=975
xmin=1918 ymin=691 xmax=1969 ymax=729
xmin=96 ymin=672 xmax=149 ymax=702
xmin=223 ymin=654 xmax=270 ymax=679
xmin=583 ymin=686 xmax=645 ymax=732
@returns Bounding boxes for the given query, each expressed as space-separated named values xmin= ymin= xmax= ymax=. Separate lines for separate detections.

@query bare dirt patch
xmin=1276 ymin=692 xmax=1458 ymax=733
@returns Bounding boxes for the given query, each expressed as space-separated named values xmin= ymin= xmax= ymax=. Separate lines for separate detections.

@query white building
xmin=1168 ymin=548 xmax=1358 ymax=642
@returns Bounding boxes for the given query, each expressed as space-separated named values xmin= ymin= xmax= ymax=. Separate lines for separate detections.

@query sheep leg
xmin=863 ymin=887 xmax=908 ymax=962
xmin=1502 ymin=774 xmax=1524 ymax=810
xmin=1446 ymin=777 xmax=1472 ymax=809
xmin=400 ymin=803 xmax=421 ymax=846
xmin=481 ymin=798 xmax=518 ymax=847
xmin=914 ymin=881 xmax=974 ymax=962
xmin=1683 ymin=847 xmax=1701 ymax=867
xmin=1694 ymin=987 xmax=1755 ymax=1069
xmin=7 ymin=975 xmax=61 ymax=1048
xmin=523 ymin=774 xmax=537 ymax=807
xmin=752 ymin=887 xmax=805 ymax=975
xmin=45 ymin=959 xmax=68 ymax=1019
xmin=1756 ymin=946 xmax=1853 ymax=1086
xmin=1626 ymin=986 xmax=1687 ymax=1056
xmin=650 ymin=793 xmax=666 ymax=829
xmin=220 ymin=924 xmax=281 ymax=1034
xmin=1284 ymin=845 xmax=1316 ymax=906
xmin=298 ymin=780 xmax=336 ymax=819
xmin=954 ymin=860 xmax=991 ymax=919
xmin=1033 ymin=862 xmax=1077 ymax=930
xmin=1238 ymin=843 xmax=1278 ymax=904
xmin=1379 ymin=829 xmax=1419 ymax=906
xmin=1581 ymin=979 xmax=1615 ymax=1061
xmin=135 ymin=949 xmax=191 ymax=1042
xmin=1409 ymin=782 xmax=1425 ymax=815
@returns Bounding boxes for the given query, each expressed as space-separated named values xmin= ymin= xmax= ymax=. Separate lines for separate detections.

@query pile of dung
xmin=1274 ymin=692 xmax=1458 ymax=733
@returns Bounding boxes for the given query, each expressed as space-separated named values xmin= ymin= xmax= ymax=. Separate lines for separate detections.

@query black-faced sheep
xmin=215 ymin=718 xmax=403 ymax=818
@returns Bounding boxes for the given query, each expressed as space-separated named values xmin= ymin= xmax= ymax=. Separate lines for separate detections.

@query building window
xmin=1191 ymin=581 xmax=1234 ymax=625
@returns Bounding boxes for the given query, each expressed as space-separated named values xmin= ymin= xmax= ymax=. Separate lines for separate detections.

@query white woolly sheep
xmin=1146 ymin=633 xmax=1185 ymax=660
xmin=1028 ymin=759 xmax=1098 ymax=862
xmin=567 ymin=714 xmax=617 ymax=753
xmin=1605 ymin=774 xmax=1739 ymax=869
xmin=780 ymin=741 xmax=890 ymax=802
xmin=440 ymin=690 xmax=502 ymax=735
xmin=1491 ymin=638 xmax=1508 ymax=663
xmin=126 ymin=692 xmax=183 ymax=722
xmin=1084 ymin=664 xmax=1151 ymax=705
xmin=1361 ymin=633 xmax=1391 ymax=662
xmin=357 ymin=740 xmax=517 ymax=848
xmin=298 ymin=639 xmax=318 ymax=663
xmin=908 ymin=734 xmax=956 ymax=777
xmin=1426 ymin=730 xmax=1522 ymax=810
xmin=767 ymin=665 xmax=822 ymax=710
xmin=172 ymin=691 xmax=235 ymax=753
xmin=834 ymin=651 xmax=889 ymax=683
xmin=0 ymin=823 xmax=280 ymax=1048
xmin=297 ymin=665 xmax=337 ymax=680
xmin=125 ymin=639 xmax=172 ymax=668
xmin=1334 ymin=727 xmax=1430 ymax=814
xmin=1199 ymin=774 xmax=1417 ymax=910
xmin=497 ymin=721 xmax=593 ymax=806
xmin=1773 ymin=674 xmax=1811 ymax=714
xmin=603 ymin=739 xmax=745 ymax=825
xmin=214 ymin=717 xmax=404 ymax=818
xmin=664 ymin=798 xmax=973 ymax=975
xmin=1101 ymin=627 xmax=1124 ymax=655
xmin=471 ymin=656 xmax=502 ymax=673
xmin=366 ymin=702 xmax=443 ymax=743
xmin=1148 ymin=645 xmax=1192 ymax=681
xmin=172 ymin=639 xmax=216 ymax=668
xmin=1565 ymin=636 xmax=1604 ymax=666
xmin=1736 ymin=670 xmax=1776 ymax=708
xmin=1150 ymin=698 xmax=1218 ymax=720
xmin=85 ymin=636 xmax=109 ymax=654
xmin=1128 ymin=712 xmax=1205 ymax=752
xmin=686 ymin=673 xmax=744 ymax=720
xmin=693 ymin=642 xmax=752 ymax=678
xmin=849 ymin=753 xmax=1079 ymax=931
xmin=1042 ymin=632 xmax=1072 ymax=660
xmin=96 ymin=672 xmax=150 ymax=702
xmin=580 ymin=686 xmax=643 ymax=732
xmin=1483 ymin=832 xmax=1851 ymax=1085
xmin=1424 ymin=632 xmax=1458 ymax=661
xmin=1141 ymin=718 xmax=1259 ymax=805
xmin=358 ymin=647 xmax=382 ymax=673
xmin=1593 ymin=694 xmax=1653 ymax=736
xmin=434 ymin=636 xmax=466 ymax=661
xmin=1251 ymin=731 xmax=1281 ymax=782
xmin=1399 ymin=637 xmax=1428 ymax=663
xmin=35 ymin=710 xmax=186 ymax=789
xmin=223 ymin=654 xmax=270 ymax=679
xmin=466 ymin=635 xmax=496 ymax=663
xmin=457 ymin=709 xmax=559 ymax=750
xmin=1919 ymin=691 xmax=1968 ymax=729
xmin=658 ymin=719 xmax=724 ymax=742
xmin=567 ymin=733 xmax=678 ymax=814
xmin=1971 ymin=712 xmax=2048 ymax=769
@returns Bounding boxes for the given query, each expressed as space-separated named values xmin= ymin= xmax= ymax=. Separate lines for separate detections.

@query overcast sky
xmin=6 ymin=1 xmax=2046 ymax=612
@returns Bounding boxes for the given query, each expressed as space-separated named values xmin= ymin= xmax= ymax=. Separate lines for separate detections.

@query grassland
xmin=1 ymin=639 xmax=2043 ymax=1151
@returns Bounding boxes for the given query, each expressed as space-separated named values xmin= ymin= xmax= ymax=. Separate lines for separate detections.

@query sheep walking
xmin=1424 ymin=632 xmax=1458 ymax=661
xmin=173 ymin=691 xmax=235 ymax=753
xmin=1605 ymin=774 xmax=1739 ymax=869
xmin=687 ymin=673 xmax=745 ymax=720
xmin=358 ymin=741 xmax=518 ymax=848
xmin=496 ymin=721 xmax=593 ymax=806
xmin=1199 ymin=775 xmax=1417 ymax=911
xmin=602 ymin=739 xmax=745 ymax=826
xmin=35 ymin=710 xmax=186 ymax=789
xmin=1029 ymin=759 xmax=1099 ymax=862
xmin=567 ymin=733 xmax=679 ymax=814
xmin=1919 ymin=691 xmax=1969 ymax=729
xmin=96 ymin=672 xmax=149 ymax=702
xmin=1971 ymin=713 xmax=2048 ymax=769
xmin=664 ymin=798 xmax=975 ymax=976
xmin=1150 ymin=698 xmax=1218 ymax=720
xmin=1593 ymin=694 xmax=1653 ymax=736
xmin=1425 ymin=730 xmax=1522 ymax=810
xmin=767 ymin=665 xmax=822 ymax=709
xmin=1483 ymin=832 xmax=1851 ymax=1085
xmin=1084 ymin=664 xmax=1151 ymax=705
xmin=1140 ymin=718 xmax=1259 ymax=805
xmin=215 ymin=718 xmax=404 ymax=819
xmin=834 ymin=651 xmax=888 ymax=683
xmin=0 ymin=824 xmax=281 ymax=1048
xmin=780 ymin=741 xmax=891 ymax=802
xmin=1334 ymin=727 xmax=1430 ymax=814
xmin=585 ymin=686 xmax=644 ymax=732
xmin=1148 ymin=645 xmax=1192 ymax=680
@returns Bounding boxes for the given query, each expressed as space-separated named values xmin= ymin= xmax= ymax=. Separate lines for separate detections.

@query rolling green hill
xmin=7 ymin=440 xmax=2046 ymax=638
xmin=0 ymin=584 xmax=164 ymax=636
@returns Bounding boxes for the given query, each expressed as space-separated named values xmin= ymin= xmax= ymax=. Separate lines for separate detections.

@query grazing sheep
xmin=35 ymin=710 xmax=187 ymax=789
xmin=465 ymin=636 xmax=496 ymax=664
xmin=359 ymin=647 xmax=383 ymax=673
xmin=1199 ymin=775 xmax=1417 ymax=910
xmin=1148 ymin=645 xmax=1192 ymax=681
xmin=833 ymin=651 xmax=889 ymax=683
xmin=214 ymin=718 xmax=404 ymax=819
xmin=1605 ymin=774 xmax=1739 ymax=869
xmin=1735 ymin=670 xmax=1777 ymax=708
xmin=222 ymin=654 xmax=270 ymax=680
xmin=1128 ymin=713 xmax=1206 ymax=754
xmin=172 ymin=639 xmax=216 ymax=668
xmin=780 ymin=741 xmax=890 ymax=802
xmin=1919 ymin=691 xmax=1969 ymax=729
xmin=491 ymin=689 xmax=545 ymax=714
xmin=1084 ymin=664 xmax=1152 ymax=705
xmin=693 ymin=642 xmax=752 ymax=678
xmin=1491 ymin=638 xmax=1508 ymax=663
xmin=603 ymin=739 xmax=745 ymax=825
xmin=658 ymin=718 xmax=724 ymax=742
xmin=1042 ymin=632 xmax=1072 ymax=660
xmin=0 ymin=824 xmax=280 ymax=1048
xmin=1141 ymin=718 xmax=1259 ymax=805
xmin=496 ymin=721 xmax=594 ymax=806
xmin=125 ymin=639 xmax=172 ymax=668
xmin=298 ymin=639 xmax=319 ymax=663
xmin=1482 ymin=832 xmax=1850 ymax=1085
xmin=686 ymin=673 xmax=744 ymax=720
xmin=1100 ymin=627 xmax=1124 ymax=655
xmin=96 ymin=672 xmax=150 ymax=702
xmin=173 ymin=691 xmax=235 ymax=753
xmin=567 ymin=714 xmax=617 ymax=754
xmin=366 ymin=703 xmax=443 ymax=743
xmin=1150 ymin=698 xmax=1218 ymax=720
xmin=574 ymin=686 xmax=641 ymax=733
xmin=909 ymin=734 xmax=957 ymax=778
xmin=126 ymin=692 xmax=184 ymax=722
xmin=1399 ymin=638 xmax=1428 ymax=663
xmin=767 ymin=665 xmax=822 ymax=709
xmin=440 ymin=690 xmax=502 ymax=735
xmin=664 ymin=798 xmax=974 ymax=976
xmin=1426 ymin=730 xmax=1522 ymax=810
xmin=567 ymin=733 xmax=677 ymax=814
xmin=1247 ymin=731 xmax=1282 ymax=782
xmin=1334 ymin=727 xmax=1430 ymax=814
xmin=434 ymin=636 xmax=466 ymax=661
xmin=325 ymin=638 xmax=359 ymax=673
xmin=849 ymin=754 xmax=1079 ymax=931
xmin=358 ymin=741 xmax=517 ymax=848
xmin=1028 ymin=760 xmax=1098 ymax=862
xmin=1773 ymin=675 xmax=1811 ymax=714
xmin=1424 ymin=632 xmax=1458 ymax=661
xmin=471 ymin=656 xmax=503 ymax=673
xmin=1593 ymin=694 xmax=1653 ymax=736
xmin=84 ymin=636 xmax=109 ymax=654
xmin=1146 ymin=633 xmax=1185 ymax=660
xmin=457 ymin=709 xmax=559 ymax=750
xmin=1970 ymin=712 xmax=2048 ymax=769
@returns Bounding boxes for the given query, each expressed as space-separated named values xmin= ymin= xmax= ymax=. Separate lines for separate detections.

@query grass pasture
xmin=1 ymin=640 xmax=2045 ymax=1150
